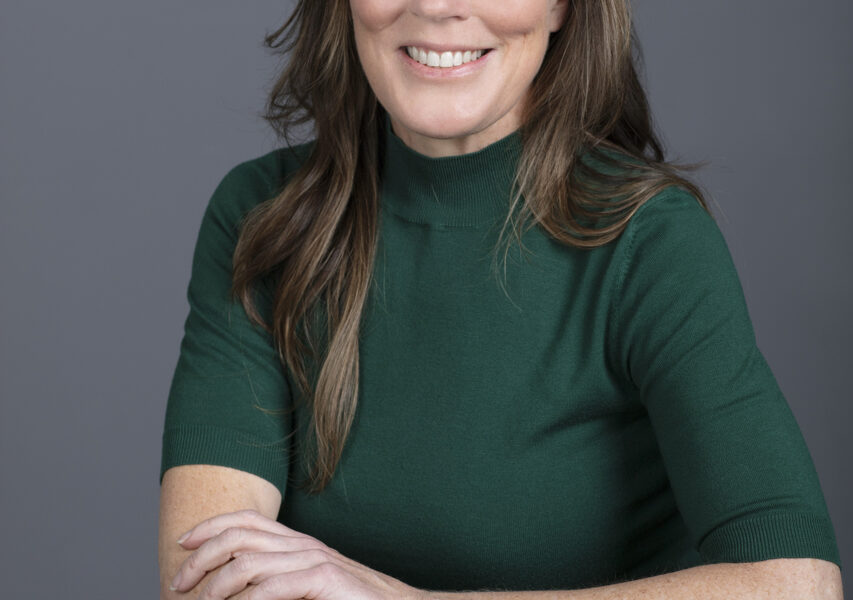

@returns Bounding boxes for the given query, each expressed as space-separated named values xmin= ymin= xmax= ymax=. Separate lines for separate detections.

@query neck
xmin=380 ymin=114 xmax=523 ymax=227
xmin=388 ymin=108 xmax=523 ymax=158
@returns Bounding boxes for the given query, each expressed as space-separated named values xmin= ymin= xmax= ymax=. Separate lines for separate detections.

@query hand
xmin=169 ymin=509 xmax=430 ymax=600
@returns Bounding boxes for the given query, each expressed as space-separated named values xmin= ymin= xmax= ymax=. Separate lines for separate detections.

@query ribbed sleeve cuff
xmin=698 ymin=512 xmax=842 ymax=570
xmin=160 ymin=424 xmax=290 ymax=500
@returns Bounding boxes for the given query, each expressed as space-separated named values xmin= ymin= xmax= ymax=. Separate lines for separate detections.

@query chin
xmin=396 ymin=111 xmax=487 ymax=142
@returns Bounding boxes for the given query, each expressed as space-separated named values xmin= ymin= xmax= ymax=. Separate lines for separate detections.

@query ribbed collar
xmin=380 ymin=114 xmax=522 ymax=227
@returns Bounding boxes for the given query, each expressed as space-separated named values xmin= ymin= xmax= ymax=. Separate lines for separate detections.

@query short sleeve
xmin=609 ymin=188 xmax=842 ymax=569
xmin=159 ymin=158 xmax=293 ymax=499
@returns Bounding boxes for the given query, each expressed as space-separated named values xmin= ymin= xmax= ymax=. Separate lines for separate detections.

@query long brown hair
xmin=232 ymin=0 xmax=710 ymax=494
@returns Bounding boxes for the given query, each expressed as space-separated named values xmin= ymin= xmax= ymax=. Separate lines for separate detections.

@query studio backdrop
xmin=0 ymin=1 xmax=849 ymax=597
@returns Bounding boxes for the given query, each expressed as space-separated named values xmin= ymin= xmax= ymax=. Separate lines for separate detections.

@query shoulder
xmin=573 ymin=145 xmax=715 ymax=237
xmin=606 ymin=185 xmax=736 ymax=323
xmin=204 ymin=140 xmax=315 ymax=231
xmin=624 ymin=186 xmax=721 ymax=259
xmin=213 ymin=140 xmax=315 ymax=206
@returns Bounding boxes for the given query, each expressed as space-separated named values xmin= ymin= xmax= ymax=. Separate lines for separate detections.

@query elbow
xmin=747 ymin=558 xmax=843 ymax=600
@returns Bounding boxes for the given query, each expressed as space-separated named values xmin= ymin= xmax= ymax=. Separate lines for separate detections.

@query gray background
xmin=0 ymin=1 xmax=849 ymax=597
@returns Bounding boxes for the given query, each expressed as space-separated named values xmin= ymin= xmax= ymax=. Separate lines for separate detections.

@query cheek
xmin=349 ymin=1 xmax=404 ymax=108
xmin=483 ymin=1 xmax=553 ymax=85
xmin=349 ymin=0 xmax=404 ymax=32
xmin=474 ymin=0 xmax=555 ymax=38
xmin=350 ymin=0 xmax=407 ymax=80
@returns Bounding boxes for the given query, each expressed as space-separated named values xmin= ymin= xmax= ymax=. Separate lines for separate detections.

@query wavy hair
xmin=232 ymin=0 xmax=710 ymax=494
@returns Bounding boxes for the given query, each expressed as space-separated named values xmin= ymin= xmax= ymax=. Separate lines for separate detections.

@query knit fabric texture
xmin=161 ymin=120 xmax=841 ymax=591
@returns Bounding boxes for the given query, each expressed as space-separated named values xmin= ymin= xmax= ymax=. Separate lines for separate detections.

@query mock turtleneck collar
xmin=380 ymin=114 xmax=522 ymax=228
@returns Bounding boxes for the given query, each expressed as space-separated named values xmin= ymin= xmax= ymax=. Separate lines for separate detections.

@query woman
xmin=158 ymin=0 xmax=843 ymax=598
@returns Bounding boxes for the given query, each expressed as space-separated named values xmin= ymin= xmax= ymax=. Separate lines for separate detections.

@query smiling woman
xmin=350 ymin=0 xmax=566 ymax=154
xmin=158 ymin=0 xmax=843 ymax=598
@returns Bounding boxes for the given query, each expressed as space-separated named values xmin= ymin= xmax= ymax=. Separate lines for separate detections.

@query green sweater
xmin=161 ymin=120 xmax=841 ymax=592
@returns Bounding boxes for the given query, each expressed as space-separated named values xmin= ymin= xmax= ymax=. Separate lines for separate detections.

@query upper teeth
xmin=406 ymin=46 xmax=485 ymax=68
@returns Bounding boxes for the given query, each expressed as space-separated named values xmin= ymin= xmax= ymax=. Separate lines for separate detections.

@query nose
xmin=408 ymin=0 xmax=471 ymax=21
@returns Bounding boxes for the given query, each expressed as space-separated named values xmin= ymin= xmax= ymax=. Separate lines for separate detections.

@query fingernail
xmin=176 ymin=531 xmax=190 ymax=545
xmin=170 ymin=572 xmax=182 ymax=591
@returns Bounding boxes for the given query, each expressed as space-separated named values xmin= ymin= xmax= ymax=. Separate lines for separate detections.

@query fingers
xmin=247 ymin=564 xmax=343 ymax=600
xmin=172 ymin=528 xmax=325 ymax=592
xmin=198 ymin=549 xmax=339 ymax=600
xmin=177 ymin=509 xmax=294 ymax=549
xmin=251 ymin=564 xmax=341 ymax=600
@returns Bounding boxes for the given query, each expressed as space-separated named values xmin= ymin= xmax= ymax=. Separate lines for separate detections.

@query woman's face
xmin=350 ymin=0 xmax=568 ymax=157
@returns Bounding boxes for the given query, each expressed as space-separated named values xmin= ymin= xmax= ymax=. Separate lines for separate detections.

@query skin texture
xmin=167 ymin=510 xmax=424 ymax=600
xmin=159 ymin=465 xmax=282 ymax=599
xmin=427 ymin=559 xmax=844 ymax=599
xmin=350 ymin=0 xmax=568 ymax=157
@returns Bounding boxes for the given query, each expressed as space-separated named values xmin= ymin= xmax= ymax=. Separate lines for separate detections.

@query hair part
xmin=232 ymin=0 xmax=711 ymax=494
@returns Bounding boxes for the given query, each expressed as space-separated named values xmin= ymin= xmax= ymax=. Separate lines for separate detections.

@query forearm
xmin=426 ymin=559 xmax=842 ymax=600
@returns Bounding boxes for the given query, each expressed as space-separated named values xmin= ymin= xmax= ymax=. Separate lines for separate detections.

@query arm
xmin=427 ymin=559 xmax=843 ymax=599
xmin=423 ymin=192 xmax=833 ymax=600
xmin=165 ymin=514 xmax=842 ymax=600
xmin=159 ymin=157 xmax=293 ymax=597
xmin=158 ymin=464 xmax=282 ymax=600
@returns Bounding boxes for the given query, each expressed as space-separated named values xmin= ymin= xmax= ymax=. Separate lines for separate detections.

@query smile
xmin=405 ymin=46 xmax=490 ymax=68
